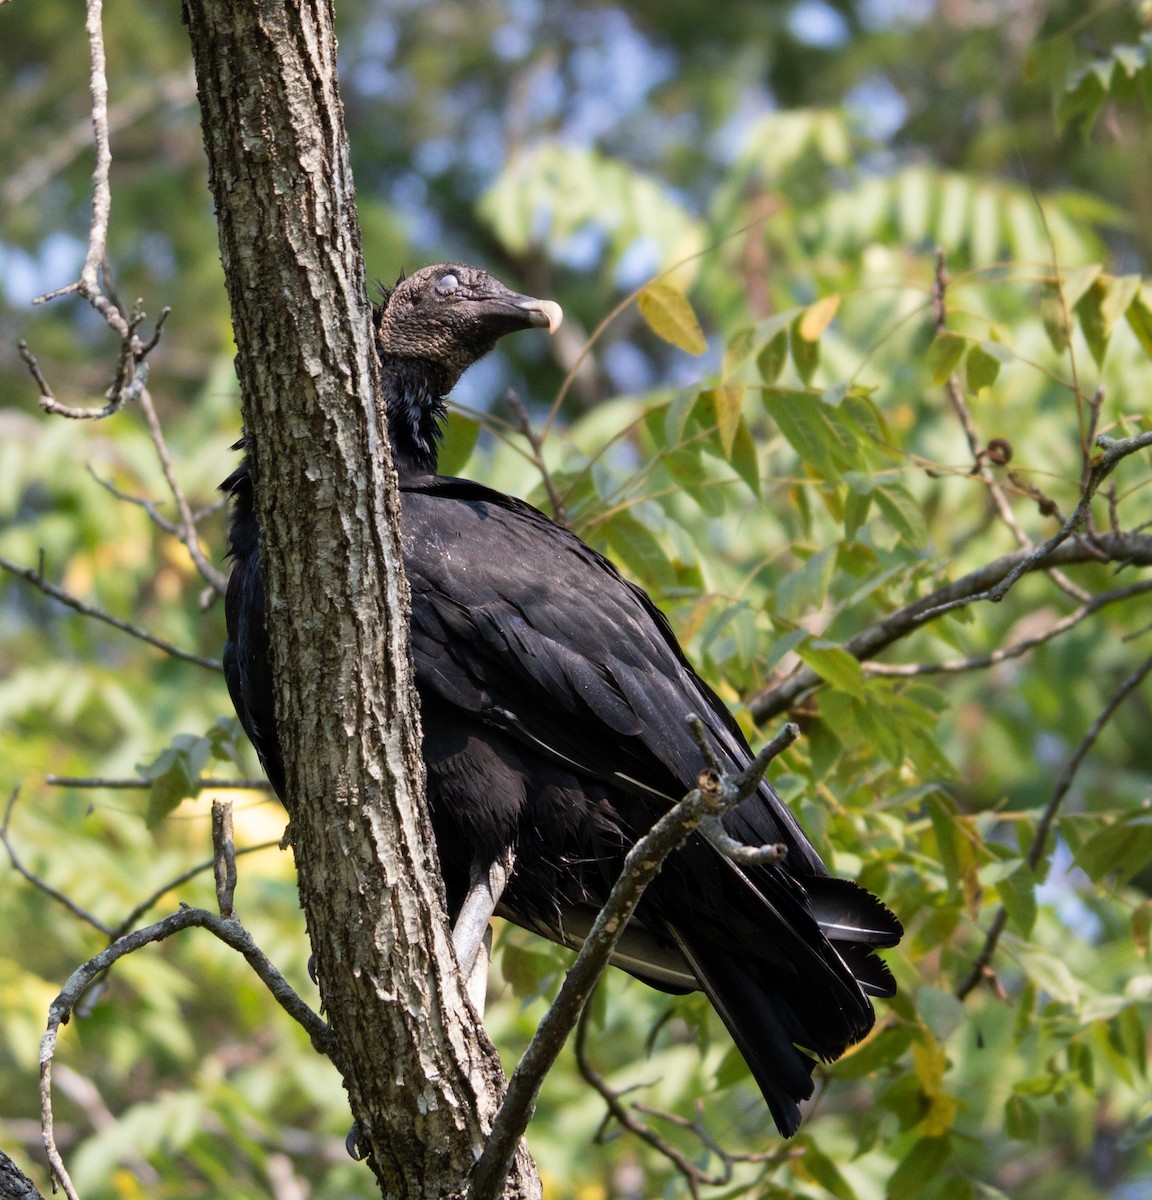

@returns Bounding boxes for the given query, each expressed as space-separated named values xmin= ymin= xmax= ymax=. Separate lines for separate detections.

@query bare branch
xmin=504 ymin=390 xmax=568 ymax=526
xmin=137 ymin=387 xmax=229 ymax=593
xmin=574 ymin=1007 xmax=718 ymax=1200
xmin=40 ymin=906 xmax=332 ymax=1198
xmin=111 ymin=839 xmax=282 ymax=938
xmin=46 ymin=775 xmax=269 ymax=790
xmin=750 ymin=526 xmax=1152 ymax=724
xmin=212 ymin=800 xmax=238 ymax=917
xmin=0 ymin=552 xmax=222 ymax=671
xmin=955 ymin=653 xmax=1152 ymax=1001
xmin=4 ymin=786 xmax=281 ymax=945
xmin=468 ymin=721 xmax=799 ymax=1200
xmin=863 ymin=578 xmax=1152 ymax=678
xmin=18 ymin=0 xmax=171 ymax=424
xmin=934 ymin=249 xmax=1089 ymax=603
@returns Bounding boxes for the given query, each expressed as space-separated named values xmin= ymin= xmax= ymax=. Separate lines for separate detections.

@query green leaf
xmin=796 ymin=1136 xmax=858 ymax=1200
xmin=1076 ymin=277 xmax=1110 ymax=366
xmin=790 ymin=313 xmax=821 ymax=384
xmin=886 ymin=1137 xmax=952 ymax=1200
xmin=726 ymin=415 xmax=761 ymax=496
xmin=1101 ymin=274 xmax=1142 ymax=338
xmin=139 ymin=733 xmax=212 ymax=827
xmin=1004 ymin=1093 xmax=1040 ymax=1142
xmin=873 ymin=483 xmax=928 ymax=548
xmin=1039 ymin=278 xmax=1071 ymax=352
xmin=1125 ymin=287 xmax=1152 ymax=359
xmin=844 ymin=485 xmax=872 ymax=541
xmin=1015 ymin=948 xmax=1082 ymax=1005
xmin=963 ymin=342 xmax=1001 ymax=393
xmin=926 ymin=331 xmax=968 ymax=385
xmin=797 ymin=638 xmax=867 ymax=697
xmin=1074 ymin=814 xmax=1152 ymax=885
xmin=600 ymin=511 xmax=676 ymax=591
xmin=997 ymin=862 xmax=1038 ymax=936
xmin=637 ymin=283 xmax=707 ymax=354
xmin=762 ymin=387 xmax=863 ymax=478
xmin=722 ymin=326 xmax=756 ymax=376
xmin=757 ymin=328 xmax=788 ymax=383
xmin=1061 ymin=263 xmax=1103 ymax=311
xmin=1133 ymin=899 xmax=1152 ymax=959
xmin=773 ymin=546 xmax=837 ymax=621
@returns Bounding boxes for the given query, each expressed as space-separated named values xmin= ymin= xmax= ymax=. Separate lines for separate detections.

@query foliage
xmin=2 ymin=2 xmax=1152 ymax=1200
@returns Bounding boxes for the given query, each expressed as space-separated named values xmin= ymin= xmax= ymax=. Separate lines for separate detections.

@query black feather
xmin=222 ymin=263 xmax=902 ymax=1137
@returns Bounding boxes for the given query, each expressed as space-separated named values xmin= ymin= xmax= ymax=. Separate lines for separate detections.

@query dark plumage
xmin=222 ymin=263 xmax=902 ymax=1137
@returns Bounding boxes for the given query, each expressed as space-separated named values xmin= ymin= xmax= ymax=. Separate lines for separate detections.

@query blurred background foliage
xmin=2 ymin=1 xmax=1152 ymax=1198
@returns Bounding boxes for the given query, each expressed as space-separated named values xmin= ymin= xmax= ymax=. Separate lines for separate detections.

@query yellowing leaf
xmin=707 ymin=384 xmax=745 ymax=456
xmin=797 ymin=293 xmax=840 ymax=341
xmin=637 ymin=283 xmax=707 ymax=355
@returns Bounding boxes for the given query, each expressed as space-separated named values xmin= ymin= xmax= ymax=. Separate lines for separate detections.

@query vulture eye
xmin=435 ymin=273 xmax=459 ymax=296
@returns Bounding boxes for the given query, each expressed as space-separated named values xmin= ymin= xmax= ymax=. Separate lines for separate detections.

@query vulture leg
xmin=452 ymin=849 xmax=514 ymax=1007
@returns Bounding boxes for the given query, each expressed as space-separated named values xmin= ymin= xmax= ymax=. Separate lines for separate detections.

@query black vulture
xmin=222 ymin=263 xmax=902 ymax=1137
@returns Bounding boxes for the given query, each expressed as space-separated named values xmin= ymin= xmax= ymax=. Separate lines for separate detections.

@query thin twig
xmin=41 ymin=906 xmax=333 ymax=1198
xmin=19 ymin=0 xmax=170 ymax=423
xmin=504 ymin=389 xmax=568 ymax=526
xmin=467 ymin=721 xmax=799 ymax=1200
xmin=914 ymin=431 xmax=1152 ymax=623
xmin=0 ymin=552 xmax=222 ymax=671
xmin=137 ymin=386 xmax=229 ymax=593
xmin=955 ymin=653 xmax=1152 ymax=1001
xmin=46 ymin=775 xmax=269 ymax=790
xmin=934 ymin=248 xmax=1087 ymax=602
xmin=88 ymin=464 xmax=181 ymax=535
xmin=111 ymin=840 xmax=281 ymax=937
xmin=3 ymin=788 xmax=280 ymax=940
xmin=574 ymin=1006 xmax=720 ymax=1200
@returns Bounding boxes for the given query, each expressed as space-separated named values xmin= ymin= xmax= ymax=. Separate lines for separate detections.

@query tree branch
xmin=40 ymin=906 xmax=332 ymax=1199
xmin=0 ymin=553 xmax=222 ymax=671
xmin=468 ymin=721 xmax=799 ymax=1200
xmin=16 ymin=0 xmax=169 ymax=423
xmin=136 ymin=387 xmax=229 ymax=593
xmin=0 ymin=1151 xmax=46 ymax=1200
xmin=750 ymin=527 xmax=1152 ymax=723
xmin=955 ymin=652 xmax=1152 ymax=1001
xmin=862 ymin=577 xmax=1152 ymax=678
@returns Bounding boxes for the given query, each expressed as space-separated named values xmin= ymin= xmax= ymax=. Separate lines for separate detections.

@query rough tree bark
xmin=0 ymin=1152 xmax=45 ymax=1200
xmin=180 ymin=2 xmax=540 ymax=1197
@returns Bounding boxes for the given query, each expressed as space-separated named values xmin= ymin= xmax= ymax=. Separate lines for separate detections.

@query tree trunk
xmin=180 ymin=2 xmax=540 ymax=1196
xmin=0 ymin=1152 xmax=45 ymax=1200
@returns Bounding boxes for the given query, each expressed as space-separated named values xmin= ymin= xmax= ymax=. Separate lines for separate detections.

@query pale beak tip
xmin=520 ymin=298 xmax=564 ymax=335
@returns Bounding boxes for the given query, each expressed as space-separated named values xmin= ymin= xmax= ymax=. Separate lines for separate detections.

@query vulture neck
xmin=382 ymin=355 xmax=450 ymax=481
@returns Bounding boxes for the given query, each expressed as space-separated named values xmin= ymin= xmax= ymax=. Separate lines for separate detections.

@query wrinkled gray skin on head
xmin=375 ymin=263 xmax=562 ymax=393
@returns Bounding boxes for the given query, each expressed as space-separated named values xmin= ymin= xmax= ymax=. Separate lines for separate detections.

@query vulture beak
xmin=515 ymin=297 xmax=564 ymax=335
